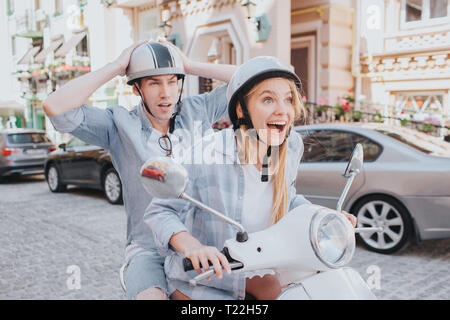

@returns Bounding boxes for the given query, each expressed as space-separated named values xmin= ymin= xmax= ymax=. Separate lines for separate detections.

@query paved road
xmin=0 ymin=175 xmax=449 ymax=300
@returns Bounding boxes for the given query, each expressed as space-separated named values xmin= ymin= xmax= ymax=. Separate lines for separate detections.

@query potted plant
xmin=420 ymin=123 xmax=434 ymax=134
xmin=351 ymin=110 xmax=362 ymax=122
xmin=371 ymin=112 xmax=383 ymax=123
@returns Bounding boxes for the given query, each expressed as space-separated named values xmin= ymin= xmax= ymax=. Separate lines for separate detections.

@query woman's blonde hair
xmin=236 ymin=77 xmax=306 ymax=224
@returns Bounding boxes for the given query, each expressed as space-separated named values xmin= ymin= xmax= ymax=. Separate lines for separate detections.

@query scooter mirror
xmin=343 ymin=143 xmax=364 ymax=178
xmin=140 ymin=157 xmax=188 ymax=199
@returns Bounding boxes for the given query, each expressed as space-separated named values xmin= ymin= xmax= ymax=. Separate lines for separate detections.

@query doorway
xmin=291 ymin=35 xmax=316 ymax=102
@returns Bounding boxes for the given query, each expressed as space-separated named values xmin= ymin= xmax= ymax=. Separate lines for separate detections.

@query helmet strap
xmin=261 ymin=146 xmax=272 ymax=182
xmin=169 ymin=76 xmax=185 ymax=134
xmin=234 ymin=95 xmax=253 ymax=130
xmin=134 ymin=82 xmax=155 ymax=118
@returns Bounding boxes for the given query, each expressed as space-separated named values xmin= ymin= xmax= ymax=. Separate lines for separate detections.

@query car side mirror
xmin=58 ymin=143 xmax=66 ymax=151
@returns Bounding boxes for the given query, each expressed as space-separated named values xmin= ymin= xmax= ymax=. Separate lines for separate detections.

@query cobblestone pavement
xmin=0 ymin=175 xmax=449 ymax=300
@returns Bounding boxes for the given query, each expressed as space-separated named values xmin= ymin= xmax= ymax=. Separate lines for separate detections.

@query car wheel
xmin=353 ymin=195 xmax=412 ymax=254
xmin=103 ymin=168 xmax=123 ymax=205
xmin=46 ymin=165 xmax=67 ymax=192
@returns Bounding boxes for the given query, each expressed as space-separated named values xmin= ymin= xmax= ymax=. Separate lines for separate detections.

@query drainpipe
xmin=354 ymin=0 xmax=361 ymax=111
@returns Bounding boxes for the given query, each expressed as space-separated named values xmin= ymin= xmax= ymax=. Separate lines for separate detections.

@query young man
xmin=43 ymin=40 xmax=236 ymax=300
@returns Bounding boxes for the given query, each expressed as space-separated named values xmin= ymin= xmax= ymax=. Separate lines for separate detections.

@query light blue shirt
xmin=144 ymin=128 xmax=311 ymax=300
xmin=48 ymin=85 xmax=229 ymax=262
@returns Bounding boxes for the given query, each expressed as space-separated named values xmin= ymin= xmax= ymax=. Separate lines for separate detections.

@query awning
xmin=54 ymin=31 xmax=87 ymax=59
xmin=34 ymin=38 xmax=64 ymax=64
xmin=17 ymin=46 xmax=41 ymax=65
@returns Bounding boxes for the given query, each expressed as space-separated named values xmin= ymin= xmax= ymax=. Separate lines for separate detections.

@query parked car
xmin=295 ymin=123 xmax=450 ymax=254
xmin=0 ymin=128 xmax=56 ymax=178
xmin=44 ymin=136 xmax=123 ymax=204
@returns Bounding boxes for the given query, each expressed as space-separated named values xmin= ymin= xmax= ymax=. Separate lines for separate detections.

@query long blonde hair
xmin=235 ymin=78 xmax=306 ymax=224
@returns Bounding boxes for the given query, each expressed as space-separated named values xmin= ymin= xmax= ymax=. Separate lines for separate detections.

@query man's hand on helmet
xmin=114 ymin=40 xmax=148 ymax=76
xmin=157 ymin=38 xmax=192 ymax=73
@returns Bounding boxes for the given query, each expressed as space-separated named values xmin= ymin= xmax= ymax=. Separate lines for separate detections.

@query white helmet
xmin=226 ymin=56 xmax=302 ymax=129
xmin=126 ymin=42 xmax=185 ymax=85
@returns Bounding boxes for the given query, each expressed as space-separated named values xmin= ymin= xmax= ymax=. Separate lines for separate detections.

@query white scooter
xmin=140 ymin=144 xmax=381 ymax=299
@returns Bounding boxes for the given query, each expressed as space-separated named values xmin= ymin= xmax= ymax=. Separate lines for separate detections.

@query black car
xmin=44 ymin=136 xmax=123 ymax=204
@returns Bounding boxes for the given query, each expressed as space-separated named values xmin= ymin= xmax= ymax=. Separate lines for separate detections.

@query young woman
xmin=144 ymin=56 xmax=356 ymax=300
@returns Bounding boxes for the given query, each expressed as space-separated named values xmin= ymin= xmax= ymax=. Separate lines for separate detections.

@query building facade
xmin=1 ymin=0 xmax=136 ymax=143
xmin=359 ymin=0 xmax=450 ymax=135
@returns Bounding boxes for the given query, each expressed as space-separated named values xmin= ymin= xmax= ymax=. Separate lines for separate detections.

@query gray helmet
xmin=126 ymin=42 xmax=185 ymax=85
xmin=226 ymin=56 xmax=302 ymax=129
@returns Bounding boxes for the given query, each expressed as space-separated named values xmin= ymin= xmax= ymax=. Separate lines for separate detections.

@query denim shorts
xmin=123 ymin=250 xmax=168 ymax=300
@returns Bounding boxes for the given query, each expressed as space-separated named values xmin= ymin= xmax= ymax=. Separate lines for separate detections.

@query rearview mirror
xmin=140 ymin=157 xmax=188 ymax=199
xmin=343 ymin=143 xmax=364 ymax=178
xmin=337 ymin=143 xmax=364 ymax=212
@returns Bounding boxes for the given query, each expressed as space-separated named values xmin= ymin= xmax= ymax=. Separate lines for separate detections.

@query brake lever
xmin=355 ymin=227 xmax=383 ymax=233
xmin=189 ymin=261 xmax=244 ymax=287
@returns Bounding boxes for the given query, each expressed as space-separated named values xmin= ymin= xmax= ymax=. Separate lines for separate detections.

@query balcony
xmin=114 ymin=0 xmax=157 ymax=8
xmin=13 ymin=10 xmax=43 ymax=40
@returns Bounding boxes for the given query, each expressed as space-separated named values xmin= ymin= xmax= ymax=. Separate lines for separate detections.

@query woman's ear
xmin=236 ymin=101 xmax=244 ymax=118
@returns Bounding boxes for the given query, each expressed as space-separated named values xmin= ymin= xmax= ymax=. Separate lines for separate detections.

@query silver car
xmin=0 ymin=128 xmax=56 ymax=178
xmin=295 ymin=123 xmax=450 ymax=254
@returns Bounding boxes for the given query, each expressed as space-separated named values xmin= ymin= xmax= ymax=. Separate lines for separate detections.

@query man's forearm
xmin=43 ymin=62 xmax=121 ymax=117
xmin=188 ymin=61 xmax=237 ymax=83
xmin=169 ymin=231 xmax=203 ymax=255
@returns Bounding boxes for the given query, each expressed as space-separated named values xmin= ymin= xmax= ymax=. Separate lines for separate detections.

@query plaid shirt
xmin=144 ymin=128 xmax=310 ymax=300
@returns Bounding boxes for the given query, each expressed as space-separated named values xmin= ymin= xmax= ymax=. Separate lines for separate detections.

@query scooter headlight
xmin=310 ymin=209 xmax=355 ymax=268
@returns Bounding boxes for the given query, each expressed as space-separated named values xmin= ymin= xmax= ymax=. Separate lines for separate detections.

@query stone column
xmin=319 ymin=5 xmax=354 ymax=103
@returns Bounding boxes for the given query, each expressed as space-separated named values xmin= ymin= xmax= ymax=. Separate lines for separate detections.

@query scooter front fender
xmin=277 ymin=268 xmax=377 ymax=300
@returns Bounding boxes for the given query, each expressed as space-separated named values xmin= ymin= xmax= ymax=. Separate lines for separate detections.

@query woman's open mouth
xmin=267 ymin=121 xmax=287 ymax=133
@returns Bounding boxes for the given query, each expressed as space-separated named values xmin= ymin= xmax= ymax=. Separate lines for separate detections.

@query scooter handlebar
xmin=183 ymin=248 xmax=238 ymax=272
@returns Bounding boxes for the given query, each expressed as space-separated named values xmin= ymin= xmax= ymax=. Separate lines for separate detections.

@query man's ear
xmin=132 ymin=82 xmax=140 ymax=96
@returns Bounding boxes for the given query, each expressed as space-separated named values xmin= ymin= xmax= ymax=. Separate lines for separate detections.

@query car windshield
xmin=7 ymin=133 xmax=50 ymax=144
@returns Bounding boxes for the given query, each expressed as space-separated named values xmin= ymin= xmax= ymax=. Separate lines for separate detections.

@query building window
xmin=7 ymin=0 xmax=14 ymax=16
xmin=54 ymin=0 xmax=63 ymax=17
xmin=75 ymin=36 xmax=89 ymax=57
xmin=11 ymin=36 xmax=16 ymax=56
xmin=299 ymin=129 xmax=382 ymax=163
xmin=405 ymin=0 xmax=422 ymax=21
xmin=402 ymin=0 xmax=449 ymax=28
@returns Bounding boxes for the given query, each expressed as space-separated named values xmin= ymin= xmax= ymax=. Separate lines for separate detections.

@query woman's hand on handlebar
xmin=342 ymin=211 xmax=357 ymax=227
xmin=184 ymin=245 xmax=232 ymax=280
